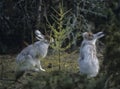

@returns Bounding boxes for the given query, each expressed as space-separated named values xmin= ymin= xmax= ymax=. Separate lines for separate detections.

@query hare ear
xmin=35 ymin=30 xmax=44 ymax=39
xmin=94 ymin=32 xmax=104 ymax=39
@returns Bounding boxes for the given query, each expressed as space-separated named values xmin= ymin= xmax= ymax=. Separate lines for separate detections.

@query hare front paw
xmin=40 ymin=68 xmax=46 ymax=71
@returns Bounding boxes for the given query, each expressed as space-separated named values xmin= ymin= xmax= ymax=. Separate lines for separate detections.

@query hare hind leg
xmin=36 ymin=59 xmax=46 ymax=71
xmin=27 ymin=55 xmax=40 ymax=72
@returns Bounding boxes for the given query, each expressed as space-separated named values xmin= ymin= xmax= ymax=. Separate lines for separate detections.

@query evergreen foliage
xmin=47 ymin=3 xmax=80 ymax=70
xmin=0 ymin=0 xmax=120 ymax=89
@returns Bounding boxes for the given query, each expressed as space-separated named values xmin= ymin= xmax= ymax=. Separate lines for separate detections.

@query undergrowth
xmin=0 ymin=52 xmax=119 ymax=89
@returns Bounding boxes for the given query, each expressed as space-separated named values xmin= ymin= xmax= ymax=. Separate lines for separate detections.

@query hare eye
xmin=87 ymin=33 xmax=93 ymax=40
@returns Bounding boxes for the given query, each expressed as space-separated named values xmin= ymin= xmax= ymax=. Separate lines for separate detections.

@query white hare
xmin=15 ymin=30 xmax=54 ymax=80
xmin=78 ymin=32 xmax=104 ymax=78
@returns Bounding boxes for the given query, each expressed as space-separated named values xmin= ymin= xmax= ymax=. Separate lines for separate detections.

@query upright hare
xmin=78 ymin=32 xmax=104 ymax=77
xmin=15 ymin=30 xmax=54 ymax=80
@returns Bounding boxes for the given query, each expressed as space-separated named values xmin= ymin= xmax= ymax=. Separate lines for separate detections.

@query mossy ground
xmin=0 ymin=52 xmax=119 ymax=89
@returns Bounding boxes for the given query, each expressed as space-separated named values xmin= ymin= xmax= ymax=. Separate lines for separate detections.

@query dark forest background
xmin=1 ymin=0 xmax=120 ymax=54
xmin=0 ymin=0 xmax=120 ymax=89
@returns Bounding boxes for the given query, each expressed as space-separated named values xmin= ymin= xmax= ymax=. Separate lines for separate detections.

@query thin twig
xmin=80 ymin=8 xmax=107 ymax=18
xmin=103 ymin=74 xmax=113 ymax=89
xmin=0 ymin=78 xmax=15 ymax=81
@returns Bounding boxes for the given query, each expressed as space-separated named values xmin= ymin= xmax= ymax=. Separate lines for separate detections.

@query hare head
xmin=82 ymin=32 xmax=104 ymax=41
xmin=35 ymin=30 xmax=54 ymax=44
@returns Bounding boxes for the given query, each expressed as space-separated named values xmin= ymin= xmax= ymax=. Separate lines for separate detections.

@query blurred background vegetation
xmin=0 ymin=0 xmax=120 ymax=89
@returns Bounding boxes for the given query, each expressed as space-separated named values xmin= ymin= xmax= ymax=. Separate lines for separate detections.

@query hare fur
xmin=78 ymin=32 xmax=104 ymax=78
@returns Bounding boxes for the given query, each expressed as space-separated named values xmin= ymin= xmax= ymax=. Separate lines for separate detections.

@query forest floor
xmin=0 ymin=52 xmax=119 ymax=89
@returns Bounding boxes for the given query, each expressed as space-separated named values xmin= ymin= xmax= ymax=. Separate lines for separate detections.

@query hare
xmin=78 ymin=32 xmax=104 ymax=78
xmin=15 ymin=30 xmax=54 ymax=80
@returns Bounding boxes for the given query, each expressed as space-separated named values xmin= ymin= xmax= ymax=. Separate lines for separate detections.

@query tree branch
xmin=80 ymin=8 xmax=107 ymax=18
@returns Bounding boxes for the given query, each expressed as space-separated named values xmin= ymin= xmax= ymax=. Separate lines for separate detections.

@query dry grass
xmin=0 ymin=52 xmax=80 ymax=89
xmin=0 ymin=52 xmax=119 ymax=89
